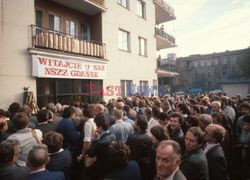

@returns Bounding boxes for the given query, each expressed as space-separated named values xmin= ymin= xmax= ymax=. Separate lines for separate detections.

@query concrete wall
xmin=0 ymin=0 xmax=36 ymax=109
xmin=102 ymin=1 xmax=157 ymax=100
xmin=222 ymin=84 xmax=250 ymax=97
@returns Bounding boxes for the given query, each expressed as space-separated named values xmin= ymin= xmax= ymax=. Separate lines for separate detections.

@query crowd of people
xmin=0 ymin=93 xmax=250 ymax=180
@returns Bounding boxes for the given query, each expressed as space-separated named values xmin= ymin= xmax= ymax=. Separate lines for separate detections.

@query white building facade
xmin=0 ymin=0 xmax=176 ymax=109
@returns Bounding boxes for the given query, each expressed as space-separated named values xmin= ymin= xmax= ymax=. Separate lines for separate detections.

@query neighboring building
xmin=0 ymin=0 xmax=176 ymax=109
xmin=157 ymin=53 xmax=179 ymax=95
xmin=175 ymin=48 xmax=250 ymax=94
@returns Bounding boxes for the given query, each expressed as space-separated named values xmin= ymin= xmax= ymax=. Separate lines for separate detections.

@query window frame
xmin=48 ymin=13 xmax=62 ymax=32
xmin=117 ymin=0 xmax=130 ymax=9
xmin=118 ymin=29 xmax=131 ymax=52
xmin=138 ymin=36 xmax=147 ymax=56
xmin=137 ymin=0 xmax=146 ymax=19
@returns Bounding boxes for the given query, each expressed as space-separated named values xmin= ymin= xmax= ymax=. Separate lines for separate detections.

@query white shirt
xmin=83 ymin=118 xmax=96 ymax=142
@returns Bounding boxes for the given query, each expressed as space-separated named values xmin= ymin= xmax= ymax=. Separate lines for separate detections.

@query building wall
xmin=176 ymin=48 xmax=250 ymax=92
xmin=221 ymin=84 xmax=250 ymax=98
xmin=0 ymin=0 xmax=36 ymax=109
xmin=102 ymin=1 xmax=157 ymax=100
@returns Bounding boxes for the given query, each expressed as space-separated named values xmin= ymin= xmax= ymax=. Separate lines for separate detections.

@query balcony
xmin=153 ymin=0 xmax=176 ymax=24
xmin=50 ymin=0 xmax=106 ymax=15
xmin=155 ymin=27 xmax=176 ymax=50
xmin=31 ymin=25 xmax=105 ymax=59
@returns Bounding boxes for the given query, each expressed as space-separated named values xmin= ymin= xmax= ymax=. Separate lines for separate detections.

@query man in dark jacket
xmin=85 ymin=113 xmax=116 ymax=179
xmin=204 ymin=124 xmax=228 ymax=180
xmin=180 ymin=127 xmax=209 ymax=180
xmin=0 ymin=139 xmax=29 ymax=180
xmin=27 ymin=144 xmax=65 ymax=180
xmin=127 ymin=115 xmax=152 ymax=180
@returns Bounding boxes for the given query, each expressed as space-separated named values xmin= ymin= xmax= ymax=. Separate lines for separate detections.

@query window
xmin=80 ymin=24 xmax=91 ymax=40
xmin=139 ymin=81 xmax=148 ymax=95
xmin=49 ymin=14 xmax=61 ymax=32
xmin=118 ymin=29 xmax=130 ymax=51
xmin=36 ymin=10 xmax=43 ymax=27
xmin=137 ymin=0 xmax=146 ymax=19
xmin=118 ymin=0 xmax=129 ymax=8
xmin=121 ymin=80 xmax=133 ymax=96
xmin=66 ymin=20 xmax=77 ymax=36
xmin=139 ymin=37 xmax=147 ymax=56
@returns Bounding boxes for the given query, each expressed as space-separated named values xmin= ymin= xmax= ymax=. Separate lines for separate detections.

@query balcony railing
xmin=154 ymin=0 xmax=175 ymax=16
xmin=155 ymin=27 xmax=175 ymax=44
xmin=31 ymin=25 xmax=105 ymax=59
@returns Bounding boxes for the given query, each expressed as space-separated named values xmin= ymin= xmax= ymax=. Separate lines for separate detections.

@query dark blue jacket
xmin=57 ymin=118 xmax=81 ymax=151
xmin=27 ymin=169 xmax=65 ymax=180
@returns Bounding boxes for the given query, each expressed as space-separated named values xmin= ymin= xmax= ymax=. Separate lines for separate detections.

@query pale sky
xmin=161 ymin=0 xmax=250 ymax=58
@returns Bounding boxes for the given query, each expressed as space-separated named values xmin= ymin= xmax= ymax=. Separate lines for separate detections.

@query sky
xmin=161 ymin=0 xmax=250 ymax=58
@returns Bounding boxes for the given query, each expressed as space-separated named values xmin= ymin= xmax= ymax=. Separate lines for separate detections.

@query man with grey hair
xmin=199 ymin=114 xmax=213 ymax=131
xmin=155 ymin=140 xmax=186 ymax=180
xmin=27 ymin=144 xmax=64 ymax=180
xmin=109 ymin=109 xmax=133 ymax=143
xmin=0 ymin=139 xmax=29 ymax=179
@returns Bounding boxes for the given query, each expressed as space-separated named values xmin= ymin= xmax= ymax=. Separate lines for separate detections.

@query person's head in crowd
xmin=93 ymin=104 xmax=105 ymax=116
xmin=199 ymin=114 xmax=213 ymax=131
xmin=94 ymin=113 xmax=110 ymax=134
xmin=135 ymin=115 xmax=148 ymax=133
xmin=128 ymin=109 xmax=137 ymax=120
xmin=8 ymin=102 xmax=21 ymax=118
xmin=204 ymin=124 xmax=226 ymax=144
xmin=12 ymin=112 xmax=29 ymax=130
xmin=242 ymin=114 xmax=250 ymax=132
xmin=0 ymin=109 xmax=8 ymax=118
xmin=186 ymin=115 xmax=199 ymax=128
xmin=238 ymin=102 xmax=250 ymax=116
xmin=161 ymin=100 xmax=171 ymax=112
xmin=82 ymin=104 xmax=95 ymax=119
xmin=200 ymin=98 xmax=210 ymax=108
xmin=150 ymin=125 xmax=169 ymax=145
xmin=220 ymin=96 xmax=230 ymax=109
xmin=211 ymin=112 xmax=222 ymax=124
xmin=152 ymin=106 xmax=160 ymax=119
xmin=74 ymin=107 xmax=83 ymax=117
xmin=211 ymin=101 xmax=221 ymax=113
xmin=55 ymin=103 xmax=62 ymax=113
xmin=21 ymin=104 xmax=32 ymax=117
xmin=185 ymin=127 xmax=205 ymax=152
xmin=144 ymin=107 xmax=152 ymax=121
xmin=43 ymin=132 xmax=63 ymax=153
xmin=156 ymin=140 xmax=182 ymax=179
xmin=176 ymin=103 xmax=191 ymax=115
xmin=123 ymin=105 xmax=130 ymax=116
xmin=62 ymin=107 xmax=75 ymax=119
xmin=26 ymin=144 xmax=50 ymax=171
xmin=61 ymin=105 xmax=69 ymax=112
xmin=0 ymin=139 xmax=20 ymax=164
xmin=138 ymin=99 xmax=146 ymax=108
xmin=190 ymin=105 xmax=200 ymax=115
xmin=37 ymin=110 xmax=49 ymax=123
xmin=158 ymin=112 xmax=170 ymax=126
xmin=108 ymin=140 xmax=130 ymax=169
xmin=114 ymin=109 xmax=124 ymax=121
xmin=0 ymin=117 xmax=8 ymax=133
xmin=170 ymin=112 xmax=183 ymax=131
xmin=116 ymin=102 xmax=125 ymax=110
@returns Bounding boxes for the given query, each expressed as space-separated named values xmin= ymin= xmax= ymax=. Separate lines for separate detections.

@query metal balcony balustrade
xmin=155 ymin=27 xmax=175 ymax=44
xmin=31 ymin=25 xmax=106 ymax=59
